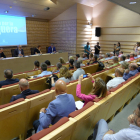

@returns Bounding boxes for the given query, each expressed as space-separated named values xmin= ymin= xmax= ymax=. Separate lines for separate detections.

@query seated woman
xmin=33 ymin=60 xmax=40 ymax=70
xmin=87 ymin=53 xmax=94 ymax=64
xmin=34 ymin=45 xmax=42 ymax=55
xmin=77 ymin=57 xmax=85 ymax=67
xmin=51 ymin=66 xmax=74 ymax=87
xmin=121 ymin=61 xmax=129 ymax=70
xmin=59 ymin=57 xmax=66 ymax=64
xmin=69 ymin=59 xmax=74 ymax=70
xmin=76 ymin=73 xmax=107 ymax=108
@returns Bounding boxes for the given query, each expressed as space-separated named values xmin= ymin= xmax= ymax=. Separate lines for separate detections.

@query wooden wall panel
xmin=48 ymin=20 xmax=77 ymax=56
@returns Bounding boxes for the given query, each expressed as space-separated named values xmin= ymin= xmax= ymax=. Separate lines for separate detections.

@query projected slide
xmin=0 ymin=15 xmax=27 ymax=46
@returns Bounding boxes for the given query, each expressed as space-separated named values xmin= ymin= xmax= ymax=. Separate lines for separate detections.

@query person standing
xmin=134 ymin=42 xmax=140 ymax=52
xmin=94 ymin=42 xmax=101 ymax=58
xmin=115 ymin=42 xmax=121 ymax=55
xmin=84 ymin=42 xmax=91 ymax=58
xmin=48 ymin=43 xmax=56 ymax=53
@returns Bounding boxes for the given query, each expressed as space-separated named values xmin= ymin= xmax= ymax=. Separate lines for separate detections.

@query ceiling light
xmin=129 ymin=2 xmax=137 ymax=4
xmin=5 ymin=11 xmax=9 ymax=14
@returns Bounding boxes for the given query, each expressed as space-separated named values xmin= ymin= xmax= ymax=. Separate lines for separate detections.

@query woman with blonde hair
xmin=59 ymin=57 xmax=66 ymax=64
xmin=76 ymin=73 xmax=107 ymax=107
xmin=121 ymin=61 xmax=129 ymax=70
xmin=51 ymin=66 xmax=74 ymax=86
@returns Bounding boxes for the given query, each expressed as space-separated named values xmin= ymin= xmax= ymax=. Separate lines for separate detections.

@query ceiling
xmin=0 ymin=0 xmax=105 ymax=20
xmin=108 ymin=0 xmax=140 ymax=14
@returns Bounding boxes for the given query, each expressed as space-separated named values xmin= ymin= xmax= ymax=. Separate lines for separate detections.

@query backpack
xmin=46 ymin=74 xmax=58 ymax=89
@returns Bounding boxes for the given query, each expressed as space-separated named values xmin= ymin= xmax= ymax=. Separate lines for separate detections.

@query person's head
xmin=126 ymin=54 xmax=130 ymax=59
xmin=74 ymin=61 xmax=80 ymax=69
xmin=105 ymin=53 xmax=110 ymax=58
xmin=117 ymin=42 xmax=121 ymax=47
xmin=19 ymin=78 xmax=29 ymax=92
xmin=37 ymin=45 xmax=41 ymax=50
xmin=93 ymin=55 xmax=97 ymax=61
xmin=87 ymin=42 xmax=90 ymax=46
xmin=133 ymin=103 xmax=140 ymax=127
xmin=115 ymin=68 xmax=124 ymax=77
xmin=69 ymin=59 xmax=74 ymax=67
xmin=34 ymin=60 xmax=40 ymax=69
xmin=56 ymin=62 xmax=62 ymax=70
xmin=110 ymin=52 xmax=114 ymax=57
xmin=84 ymin=53 xmax=88 ymax=58
xmin=55 ymin=80 xmax=67 ymax=95
xmin=0 ymin=48 xmax=3 ymax=53
xmin=119 ymin=51 xmax=123 ymax=55
xmin=51 ymin=43 xmax=54 ymax=48
xmin=92 ymin=77 xmax=107 ymax=98
xmin=97 ymin=42 xmax=99 ymax=45
xmin=40 ymin=63 xmax=47 ymax=72
xmin=59 ymin=57 xmax=66 ymax=64
xmin=4 ymin=69 xmax=13 ymax=79
xmin=18 ymin=45 xmax=22 ymax=50
xmin=100 ymin=54 xmax=105 ymax=59
xmin=129 ymin=63 xmax=138 ymax=71
xmin=77 ymin=57 xmax=83 ymax=64
xmin=45 ymin=60 xmax=51 ymax=66
xmin=89 ymin=53 xmax=93 ymax=59
xmin=120 ymin=55 xmax=126 ymax=61
xmin=121 ymin=61 xmax=129 ymax=69
xmin=59 ymin=66 xmax=72 ymax=79
xmin=113 ymin=56 xmax=118 ymax=63
xmin=69 ymin=56 xmax=74 ymax=61
xmin=76 ymin=54 xmax=80 ymax=60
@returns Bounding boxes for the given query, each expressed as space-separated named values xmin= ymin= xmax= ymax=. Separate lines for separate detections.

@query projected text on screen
xmin=0 ymin=15 xmax=27 ymax=46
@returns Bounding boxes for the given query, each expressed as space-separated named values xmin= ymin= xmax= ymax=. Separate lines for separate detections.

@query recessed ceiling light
xmin=129 ymin=2 xmax=137 ymax=4
xmin=5 ymin=10 xmax=9 ymax=14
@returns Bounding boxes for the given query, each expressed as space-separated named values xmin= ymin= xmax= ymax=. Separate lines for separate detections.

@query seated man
xmin=73 ymin=61 xmax=85 ymax=80
xmin=123 ymin=63 xmax=138 ymax=81
xmin=110 ymin=52 xmax=114 ymax=59
xmin=108 ymin=56 xmax=119 ymax=68
xmin=91 ymin=55 xmax=98 ymax=64
xmin=10 ymin=78 xmax=39 ymax=102
xmin=107 ymin=68 xmax=125 ymax=90
xmin=83 ymin=53 xmax=88 ymax=60
xmin=0 ymin=69 xmax=19 ymax=88
xmin=47 ymin=44 xmax=56 ymax=53
xmin=37 ymin=63 xmax=52 ymax=78
xmin=119 ymin=55 xmax=126 ymax=64
xmin=33 ymin=80 xmax=76 ymax=133
xmin=125 ymin=54 xmax=130 ymax=62
xmin=52 ymin=62 xmax=62 ymax=73
xmin=14 ymin=45 xmax=24 ymax=57
xmin=105 ymin=53 xmax=111 ymax=60
xmin=92 ymin=103 xmax=140 ymax=140
xmin=0 ymin=48 xmax=6 ymax=58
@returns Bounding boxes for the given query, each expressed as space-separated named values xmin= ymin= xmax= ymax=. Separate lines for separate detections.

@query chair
xmin=11 ymin=49 xmax=15 ymax=57
xmin=0 ymin=99 xmax=29 ymax=140
xmin=30 ymin=48 xmax=36 ymax=55
xmin=46 ymin=47 xmax=49 ymax=53
xmin=13 ymin=73 xmax=27 ymax=80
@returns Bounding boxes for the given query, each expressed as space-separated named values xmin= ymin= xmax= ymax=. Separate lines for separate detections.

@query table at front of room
xmin=0 ymin=52 xmax=68 ymax=80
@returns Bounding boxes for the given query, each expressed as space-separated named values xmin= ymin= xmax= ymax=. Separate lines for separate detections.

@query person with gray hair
xmin=119 ymin=55 xmax=126 ymax=64
xmin=0 ymin=69 xmax=19 ymax=88
xmin=37 ymin=63 xmax=52 ymax=78
xmin=10 ymin=78 xmax=39 ymax=102
xmin=73 ymin=61 xmax=85 ymax=80
xmin=105 ymin=53 xmax=111 ymax=60
xmin=125 ymin=54 xmax=130 ymax=62
xmin=121 ymin=61 xmax=129 ymax=70
xmin=0 ymin=48 xmax=6 ymax=58
xmin=123 ymin=63 xmax=138 ymax=80
xmin=52 ymin=62 xmax=62 ymax=73
xmin=109 ymin=56 xmax=119 ymax=68
xmin=77 ymin=57 xmax=85 ymax=67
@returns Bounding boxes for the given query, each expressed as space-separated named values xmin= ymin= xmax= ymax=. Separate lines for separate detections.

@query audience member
xmin=123 ymin=63 xmax=138 ymax=80
xmin=52 ymin=62 xmax=62 ymax=73
xmin=48 ymin=43 xmax=56 ymax=53
xmin=76 ymin=74 xmax=107 ymax=107
xmin=10 ymin=79 xmax=39 ymax=102
xmin=0 ymin=48 xmax=6 ymax=58
xmin=110 ymin=52 xmax=114 ymax=59
xmin=107 ymin=68 xmax=125 ymax=90
xmin=121 ymin=61 xmax=129 ymax=70
xmin=77 ymin=57 xmax=85 ymax=67
xmin=33 ymin=60 xmax=40 ymax=70
xmin=137 ymin=51 xmax=140 ymax=58
xmin=125 ymin=54 xmax=130 ymax=62
xmin=69 ymin=59 xmax=74 ymax=70
xmin=99 ymin=54 xmax=105 ymax=61
xmin=105 ymin=53 xmax=110 ymax=60
xmin=91 ymin=55 xmax=98 ymax=64
xmin=69 ymin=56 xmax=74 ymax=61
xmin=45 ymin=60 xmax=51 ymax=67
xmin=37 ymin=63 xmax=52 ymax=78
xmin=51 ymin=66 xmax=74 ymax=87
xmin=34 ymin=45 xmax=42 ymax=54
xmin=93 ymin=103 xmax=140 ymax=140
xmin=119 ymin=55 xmax=126 ymax=64
xmin=134 ymin=52 xmax=138 ymax=59
xmin=134 ymin=42 xmax=140 ymax=52
xmin=109 ymin=56 xmax=119 ymax=68
xmin=0 ymin=69 xmax=19 ymax=88
xmin=83 ymin=53 xmax=88 ymax=60
xmin=130 ymin=53 xmax=134 ymax=61
xmin=59 ymin=57 xmax=66 ymax=64
xmin=73 ymin=61 xmax=85 ymax=80
xmin=118 ymin=51 xmax=123 ymax=57
xmin=33 ymin=80 xmax=76 ymax=133
xmin=76 ymin=54 xmax=80 ymax=61
xmin=87 ymin=53 xmax=94 ymax=64
xmin=14 ymin=45 xmax=24 ymax=57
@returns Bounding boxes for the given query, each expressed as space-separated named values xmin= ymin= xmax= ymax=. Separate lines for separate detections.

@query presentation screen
xmin=0 ymin=15 xmax=27 ymax=46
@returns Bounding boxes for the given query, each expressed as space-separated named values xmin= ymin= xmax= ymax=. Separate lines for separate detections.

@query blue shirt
xmin=104 ymin=124 xmax=140 ymax=140
xmin=37 ymin=71 xmax=52 ymax=78
xmin=123 ymin=69 xmax=138 ymax=80
xmin=84 ymin=45 xmax=90 ymax=54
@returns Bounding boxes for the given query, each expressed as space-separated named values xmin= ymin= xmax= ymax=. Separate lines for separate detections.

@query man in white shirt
xmin=107 ymin=68 xmax=125 ymax=90
xmin=73 ymin=61 xmax=85 ymax=80
xmin=92 ymin=103 xmax=140 ymax=140
xmin=125 ymin=54 xmax=130 ymax=62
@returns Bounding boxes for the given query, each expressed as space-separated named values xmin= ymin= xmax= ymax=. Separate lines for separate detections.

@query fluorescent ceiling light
xmin=129 ymin=2 xmax=137 ymax=4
